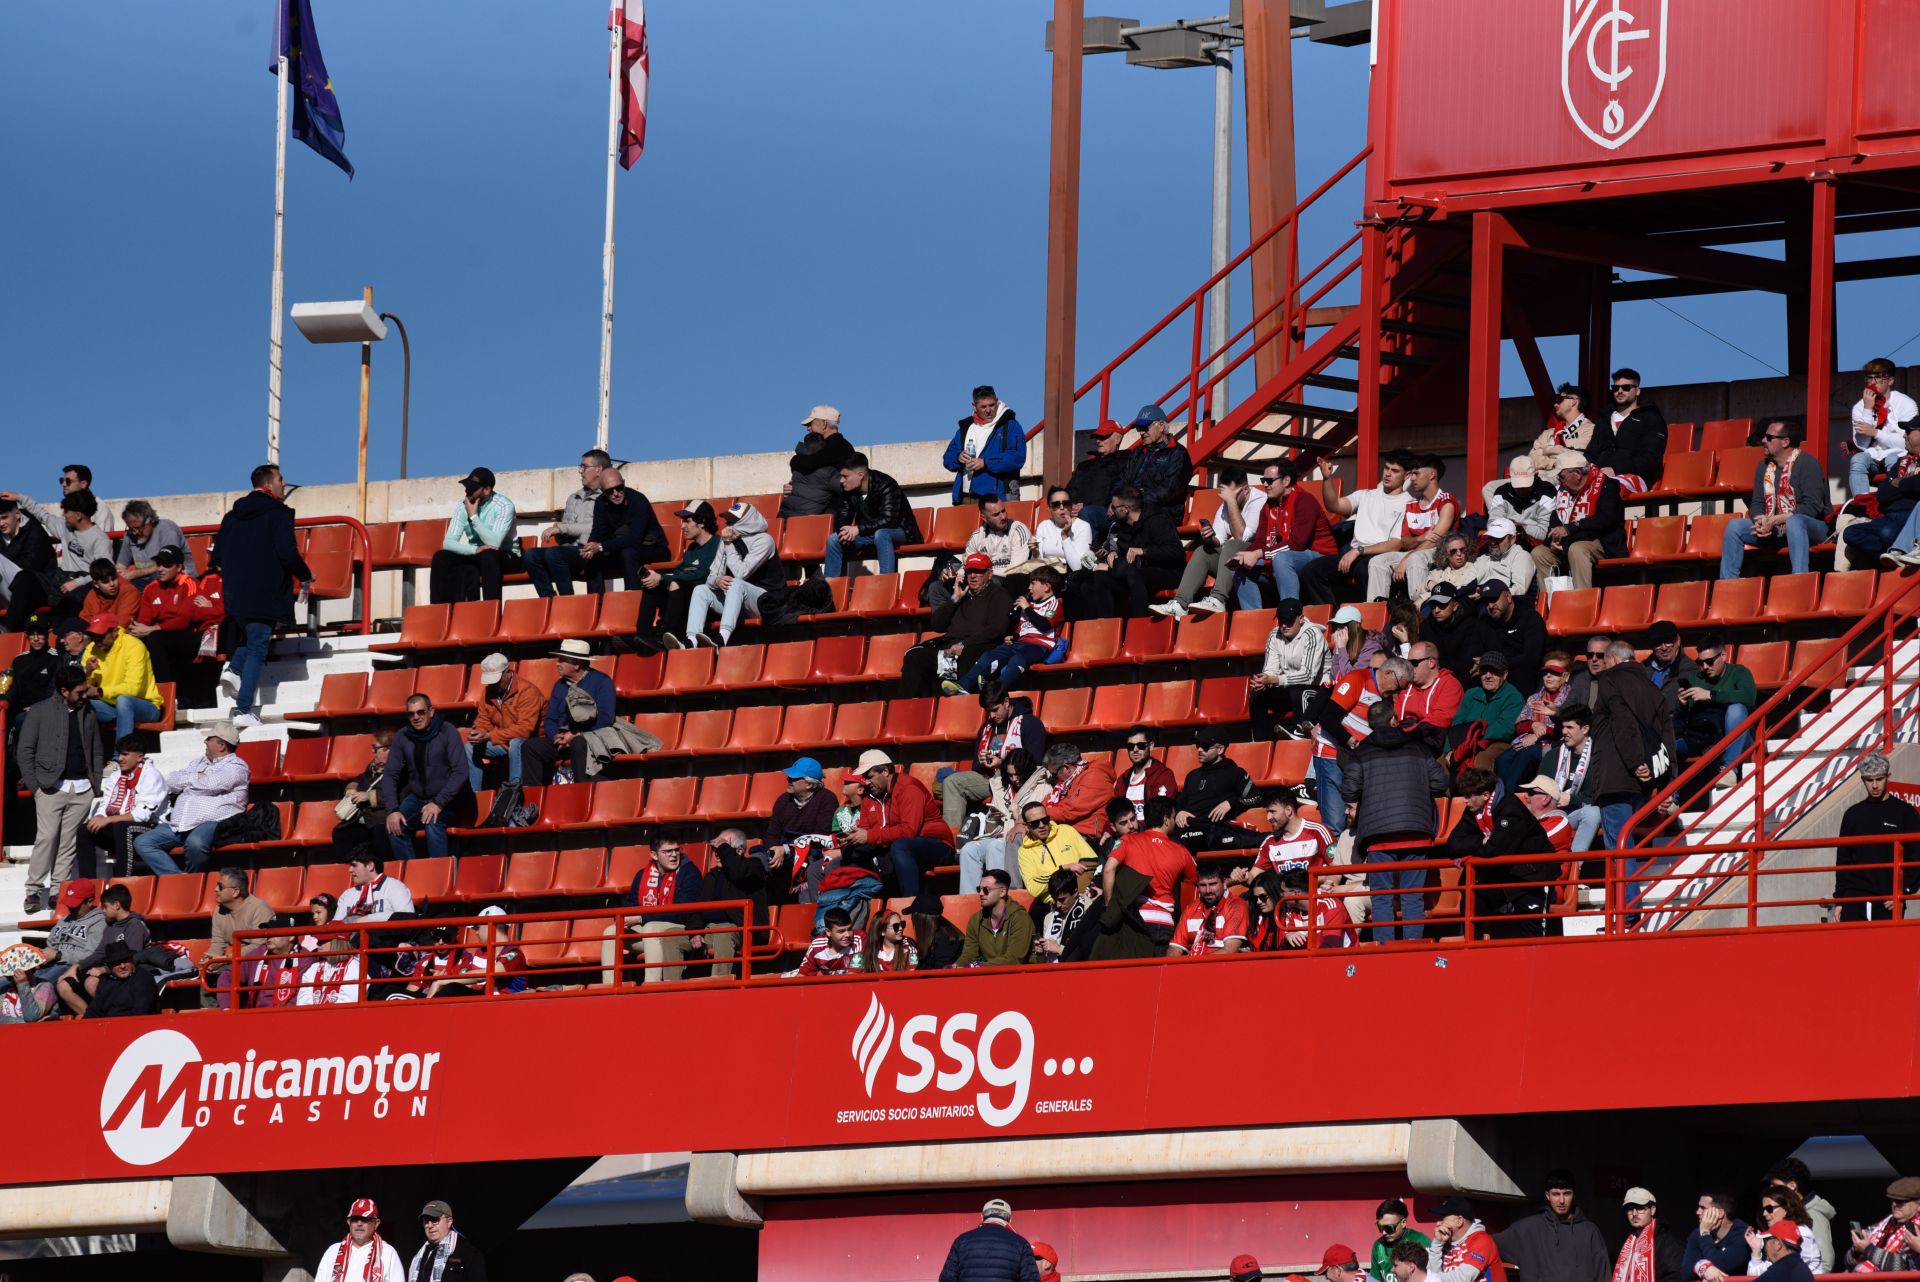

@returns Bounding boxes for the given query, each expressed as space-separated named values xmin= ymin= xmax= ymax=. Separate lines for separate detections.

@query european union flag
xmin=274 ymin=0 xmax=353 ymax=178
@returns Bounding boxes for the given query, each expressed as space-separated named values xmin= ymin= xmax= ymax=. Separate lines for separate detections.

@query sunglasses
xmin=1048 ymin=499 xmax=1072 ymax=508
xmin=884 ymin=921 xmax=905 ymax=932
xmin=1126 ymin=742 xmax=1152 ymax=751
xmin=1761 ymin=1205 xmax=1782 ymax=1216
xmin=1612 ymin=383 xmax=1638 ymax=391
xmin=348 ymin=1216 xmax=374 ymax=1224
xmin=421 ymin=1215 xmax=448 ymax=1225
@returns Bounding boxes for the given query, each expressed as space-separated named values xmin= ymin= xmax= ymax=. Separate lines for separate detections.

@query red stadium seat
xmin=594 ymin=592 xmax=641 ymax=638
xmin=499 ymin=851 xmax=558 ymax=899
xmin=900 ymin=505 xmax=976 ymax=554
xmin=906 ymin=695 xmax=982 ymax=746
xmin=1062 ymin=617 xmax=1123 ymax=668
xmin=676 ymin=708 xmax=734 ymax=756
xmin=1737 ymin=641 xmax=1790 ymax=689
xmin=1792 ymin=638 xmax=1847 ymax=688
xmin=1594 ymin=584 xmax=1655 ymax=633
xmin=237 ymin=738 xmax=283 ymax=784
xmin=1175 ymin=611 xmax=1228 ymax=657
xmin=1039 ymin=687 xmax=1092 ymax=734
xmin=446 ymin=600 xmax=502 ymax=648
xmin=451 ymin=855 xmax=505 ymax=902
xmin=1121 ymin=617 xmax=1177 ymax=663
xmin=276 ymin=736 xmax=329 ymax=783
xmin=1699 ymin=418 xmax=1754 ymax=452
xmin=1626 ymin=515 xmax=1687 ymax=564
xmin=849 ymin=574 xmax=902 ymax=618
xmin=779 ymin=703 xmax=834 ymax=751
xmin=606 ymin=845 xmax=650 ymax=893
xmin=1712 ymin=447 xmax=1764 ymax=492
xmin=883 ymin=698 xmax=937 ymax=745
xmin=696 ymin=773 xmax=753 ymax=820
xmin=762 ymin=640 xmax=818 ymax=686
xmin=148 ymin=874 xmax=209 ymax=923
xmin=323 ymin=734 xmax=375 ymax=781
xmin=1651 ymin=454 xmax=1712 ymax=497
xmin=1141 ymin=679 xmax=1196 ymax=727
xmin=552 ymin=848 xmax=609 ymax=896
xmin=563 ymin=778 xmax=645 ymax=830
xmin=366 ymin=668 xmax=417 ymax=715
xmin=546 ymin=594 xmax=599 ymax=641
xmin=612 ymin=651 xmax=663 ymax=698
xmin=830 ymin=702 xmax=888 ymax=743
xmin=1267 ymin=739 xmax=1312 ymax=786
xmin=1818 ymin=569 xmax=1876 ymax=615
xmin=366 ymin=521 xmax=406 ymax=570
xmin=1086 ymin=683 xmax=1144 ymax=731
xmin=629 ymin=712 xmax=682 ymax=754
xmin=640 ymin=776 xmax=700 ymax=824
xmin=253 ymin=866 xmax=306 ymax=914
xmin=1544 ymin=588 xmax=1600 ymax=637
xmin=854 ymin=634 xmax=914 ymax=684
xmin=395 ymin=519 xmax=448 ymax=568
xmin=711 ymin=643 xmax=766 ymax=691
xmin=1654 ymin=580 xmax=1710 ymax=629
xmin=1705 ymin=578 xmax=1765 ymax=627
xmin=537 ymin=782 xmax=594 ymax=831
xmin=302 ymin=525 xmax=358 ymax=600
xmin=1226 ymin=609 xmax=1276 ymax=656
xmin=779 ymin=515 xmax=831 ymax=563
xmin=498 ymin=596 xmax=550 ymax=643
xmin=808 ymin=636 xmax=865 ymax=683
xmin=412 ymin=664 xmax=468 ymax=711
xmin=401 ymin=857 xmax=455 ymax=903
xmin=658 ymin=647 xmax=715 ymax=695
xmin=725 ymin=704 xmax=785 ymax=753
xmin=1763 ymin=573 xmax=1821 ymax=621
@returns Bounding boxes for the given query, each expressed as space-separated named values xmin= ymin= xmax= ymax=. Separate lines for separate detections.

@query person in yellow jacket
xmin=1015 ymin=800 xmax=1098 ymax=893
xmin=81 ymin=614 xmax=162 ymax=742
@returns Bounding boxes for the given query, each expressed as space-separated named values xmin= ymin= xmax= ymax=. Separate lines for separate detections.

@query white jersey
xmin=317 ymin=1238 xmax=405 ymax=1282
xmin=339 ymin=874 xmax=415 ymax=923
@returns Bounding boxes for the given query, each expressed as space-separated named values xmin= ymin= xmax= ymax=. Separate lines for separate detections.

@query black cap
xmin=460 ymin=467 xmax=496 ymax=490
xmin=1646 ymin=620 xmax=1680 ymax=645
xmin=1478 ymin=578 xmax=1512 ymax=599
xmin=1195 ymin=725 xmax=1232 ymax=750
xmin=1428 ymin=581 xmax=1460 ymax=602
xmin=674 ymin=500 xmax=714 ymax=521
xmin=1436 ymin=1195 xmax=1474 ymax=1220
xmin=102 ymin=939 xmax=138 ymax=966
xmin=1274 ymin=598 xmax=1304 ymax=623
xmin=153 ymin=546 xmax=183 ymax=567
xmin=1478 ymin=649 xmax=1509 ymax=672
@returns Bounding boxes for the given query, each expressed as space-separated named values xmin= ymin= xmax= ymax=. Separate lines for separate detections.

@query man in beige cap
xmin=781 ymin=404 xmax=855 ymax=517
xmin=133 ymin=721 xmax=250 ymax=875
xmin=1613 ymin=1187 xmax=1682 ymax=1282
xmin=465 ymin=652 xmax=543 ymax=792
xmin=1529 ymin=451 xmax=1627 ymax=591
xmin=844 ymin=750 xmax=954 ymax=913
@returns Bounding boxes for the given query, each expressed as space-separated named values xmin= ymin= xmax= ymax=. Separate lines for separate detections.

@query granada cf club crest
xmin=1562 ymin=0 xmax=1668 ymax=150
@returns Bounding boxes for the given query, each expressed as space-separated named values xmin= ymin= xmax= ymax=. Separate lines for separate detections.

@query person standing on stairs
xmin=211 ymin=464 xmax=311 ymax=729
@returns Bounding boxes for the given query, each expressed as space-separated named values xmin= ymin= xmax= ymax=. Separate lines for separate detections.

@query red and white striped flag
xmin=610 ymin=1 xmax=648 ymax=169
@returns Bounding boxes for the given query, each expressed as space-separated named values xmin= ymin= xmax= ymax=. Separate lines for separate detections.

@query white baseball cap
xmin=1485 ymin=517 xmax=1516 ymax=540
xmin=478 ymin=653 xmax=511 ymax=686
xmin=803 ymin=405 xmax=842 ymax=427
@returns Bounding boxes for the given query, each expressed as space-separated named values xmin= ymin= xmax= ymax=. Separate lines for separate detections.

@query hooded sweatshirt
xmin=705 ymin=505 xmax=783 ymax=591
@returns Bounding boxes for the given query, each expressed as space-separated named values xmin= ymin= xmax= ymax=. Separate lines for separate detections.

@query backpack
xmin=757 ymin=574 xmax=835 ymax=626
xmin=212 ymin=802 xmax=281 ymax=847
xmin=479 ymin=782 xmax=540 ymax=829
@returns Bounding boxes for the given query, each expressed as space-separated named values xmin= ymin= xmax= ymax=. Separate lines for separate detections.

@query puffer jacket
xmin=1119 ymin=439 xmax=1195 ymax=515
xmin=837 ymin=469 xmax=923 ymax=541
xmin=943 ymin=405 xmax=1027 ymax=502
xmin=1341 ymin=723 xmax=1449 ymax=842
xmin=938 ymin=1223 xmax=1041 ymax=1282
xmin=706 ymin=505 xmax=785 ymax=591
xmin=783 ymin=431 xmax=855 ymax=517
xmin=1587 ymin=661 xmax=1675 ymax=804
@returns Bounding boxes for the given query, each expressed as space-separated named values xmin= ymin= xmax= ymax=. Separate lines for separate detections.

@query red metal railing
xmin=1025 ymin=145 xmax=1373 ymax=441
xmin=1614 ymin=570 xmax=1920 ymax=924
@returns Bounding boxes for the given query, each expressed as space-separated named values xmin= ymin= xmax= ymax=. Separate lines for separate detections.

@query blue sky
xmin=1 ymin=2 xmax=1912 ymax=502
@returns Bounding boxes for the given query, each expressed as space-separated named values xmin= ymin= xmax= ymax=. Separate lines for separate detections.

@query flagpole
xmin=596 ymin=1 xmax=623 ymax=453
xmin=268 ymin=22 xmax=290 ymax=466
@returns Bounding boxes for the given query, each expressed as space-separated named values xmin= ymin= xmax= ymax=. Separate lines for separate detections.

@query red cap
xmin=963 ymin=552 xmax=993 ymax=571
xmin=1768 ymin=1221 xmax=1803 ymax=1248
xmin=348 ymin=1198 xmax=378 ymax=1219
xmin=1231 ymin=1254 xmax=1263 ymax=1280
xmin=1033 ymin=1242 xmax=1058 ymax=1266
xmin=1094 ymin=419 xmax=1127 ymax=438
xmin=87 ymin=613 xmax=119 ymax=636
xmin=1321 ymin=1245 xmax=1362 ymax=1271
xmin=60 ymin=879 xmax=98 ymax=909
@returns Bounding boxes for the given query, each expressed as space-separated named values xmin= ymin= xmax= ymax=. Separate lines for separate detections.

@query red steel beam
xmin=1806 ymin=176 xmax=1838 ymax=464
xmin=1242 ymin=0 xmax=1298 ymax=380
xmin=1040 ymin=0 xmax=1084 ymax=490
xmin=1466 ymin=212 xmax=1510 ymax=510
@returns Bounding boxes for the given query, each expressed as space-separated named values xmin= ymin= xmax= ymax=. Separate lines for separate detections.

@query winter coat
xmin=589 ymin=489 xmax=669 ymax=566
xmin=1682 ymin=1225 xmax=1752 ymax=1282
xmin=943 ymin=406 xmax=1027 ymax=502
xmin=407 ymin=1230 xmax=488 ymax=1282
xmin=1496 ymin=1208 xmax=1612 ymax=1282
xmin=972 ymin=699 xmax=1047 ymax=774
xmin=783 ymin=431 xmax=856 ymax=517
xmin=1466 ymin=602 xmax=1549 ymax=694
xmin=1110 ymin=508 xmax=1185 ymax=572
xmin=1455 ymin=681 xmax=1525 ymax=742
xmin=1069 ymin=449 xmax=1128 ymax=510
xmin=381 ymin=716 xmax=473 ymax=810
xmin=1587 ymin=661 xmax=1675 ymax=805
xmin=939 ymin=1222 xmax=1041 ymax=1282
xmin=1046 ymin=759 xmax=1116 ymax=839
xmin=1176 ymin=759 xmax=1261 ymax=822
xmin=1342 ymin=724 xmax=1449 ymax=842
xmin=835 ymin=468 xmax=923 ymax=541
xmin=578 ymin=719 xmax=664 ymax=777
xmin=1119 ymin=440 xmax=1195 ymax=516
xmin=706 ymin=504 xmax=785 ymax=592
xmin=931 ymin=579 xmax=1015 ymax=650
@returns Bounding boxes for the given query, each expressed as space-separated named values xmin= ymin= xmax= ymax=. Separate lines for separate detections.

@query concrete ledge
xmin=732 ymin=1121 xmax=1410 ymax=1196
xmin=1407 ymin=1118 xmax=1526 ymax=1201
xmin=166 ymin=1174 xmax=291 ymax=1257
xmin=0 ymin=1179 xmax=172 ymax=1239
xmin=685 ymin=1152 xmax=764 ymax=1229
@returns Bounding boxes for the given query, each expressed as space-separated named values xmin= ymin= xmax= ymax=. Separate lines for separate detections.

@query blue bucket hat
xmin=782 ymin=756 xmax=824 ymax=781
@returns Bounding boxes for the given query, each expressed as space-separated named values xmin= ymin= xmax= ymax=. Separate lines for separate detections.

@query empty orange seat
xmin=1175 ymin=611 xmax=1228 ymax=657
xmin=1594 ymin=584 xmax=1654 ymax=633
xmin=297 ymin=672 xmax=368 ymax=721
xmin=254 ymin=866 xmax=306 ymax=913
xmin=779 ymin=515 xmax=831 ymax=562
xmin=451 ymin=855 xmax=505 ymax=901
xmin=830 ymin=701 xmax=887 ymax=742
xmin=724 ymin=705 xmax=784 ymax=753
xmin=402 ymin=857 xmax=456 ymax=902
xmin=640 ymin=776 xmax=700 ymax=824
xmin=1627 ymin=515 xmax=1687 ymax=563
xmin=779 ymin=703 xmax=834 ymax=750
xmin=629 ymin=712 xmax=682 ymax=754
xmin=366 ymin=521 xmax=406 ymax=569
xmin=901 ymin=505 xmax=976 ymax=553
xmin=1763 ymin=573 xmax=1820 ymax=621
xmin=1063 ymin=617 xmax=1122 ymax=667
xmin=301 ymin=525 xmax=358 ymax=600
xmin=1086 ymin=683 xmax=1144 ymax=730
xmin=849 ymin=574 xmax=902 ymax=617
xmin=564 ymin=777 xmax=645 ymax=830
xmin=366 ymin=668 xmax=417 ymax=715
xmin=711 ymin=643 xmax=766 ymax=691
xmin=696 ymin=773 xmax=753 ymax=819
xmin=1699 ymin=418 xmax=1754 ymax=452
xmin=445 ymin=600 xmax=501 ymax=647
xmin=1195 ymin=676 xmax=1250 ymax=722
xmin=499 ymin=596 xmax=550 ymax=643
xmin=1544 ymin=588 xmax=1600 ymax=636
xmin=1792 ymin=638 xmax=1847 ymax=688
xmin=1713 ymin=447 xmax=1764 ymax=491
xmin=376 ymin=604 xmax=452 ymax=652
xmin=677 ymin=708 xmax=733 ymax=755
xmin=238 ymin=737 xmax=284 ymax=783
xmin=396 ymin=519 xmax=448 ymax=568
xmin=1737 ymin=640 xmax=1790 ymax=688
xmin=552 ymin=848 xmax=609 ymax=896
xmin=761 ymin=640 xmax=818 ymax=686
xmin=546 ymin=594 xmax=599 ymax=640
xmin=1819 ymin=569 xmax=1875 ymax=615
xmin=1653 ymin=580 xmax=1710 ymax=629
xmin=606 ymin=845 xmax=650 ymax=892
xmin=1267 ymin=739 xmax=1312 ymax=786
xmin=659 ymin=647 xmax=715 ymax=694
xmin=322 ymin=733 xmax=375 ymax=781
xmin=883 ymin=698 xmax=936 ymax=745
xmin=1705 ymin=578 xmax=1765 ymax=626
xmin=1122 ymin=617 xmax=1177 ymax=663
xmin=1226 ymin=609 xmax=1276 ymax=656
xmin=1039 ymin=687 xmax=1092 ymax=734
xmin=536 ymin=783 xmax=595 ymax=831
xmin=1653 ymin=453 xmax=1712 ymax=496
xmin=594 ymin=592 xmax=641 ymax=637
xmin=611 ymin=651 xmax=663 ymax=698
xmin=499 ymin=851 xmax=558 ymax=899
xmin=1141 ymin=679 xmax=1196 ymax=727
xmin=412 ymin=664 xmax=468 ymax=710
xmin=852 ymin=634 xmax=913 ymax=684
xmin=148 ymin=874 xmax=209 ymax=923
xmin=808 ymin=636 xmax=865 ymax=682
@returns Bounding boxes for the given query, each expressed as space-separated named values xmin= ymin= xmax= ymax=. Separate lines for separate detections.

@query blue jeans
xmin=1494 ymin=741 xmax=1545 ymax=796
xmin=1721 ymin=514 xmax=1828 ymax=578
xmin=824 ymin=528 xmax=907 ymax=577
xmin=1267 ymin=549 xmax=1321 ymax=603
xmin=1845 ymin=511 xmax=1908 ymax=560
xmin=1718 ymin=702 xmax=1752 ymax=767
xmin=1313 ymin=755 xmax=1346 ymax=841
xmin=134 ymin=820 xmax=218 ymax=875
xmin=389 ymin=793 xmax=454 ymax=861
xmin=524 ymin=544 xmax=587 ymax=597
xmin=961 ymin=642 xmax=1048 ymax=692
xmin=92 ymin=695 xmax=160 ymax=742
xmin=468 ymin=738 xmax=526 ymax=791
xmin=227 ymin=620 xmax=273 ymax=716
xmin=1364 ymin=846 xmax=1426 ymax=941
xmin=1599 ymin=799 xmax=1638 ymax=850
xmin=1567 ymin=804 xmax=1602 ymax=852
xmin=1850 ymin=449 xmax=1880 ymax=498
xmin=686 ymin=579 xmax=767 ymax=643
xmin=885 ymin=837 xmax=952 ymax=906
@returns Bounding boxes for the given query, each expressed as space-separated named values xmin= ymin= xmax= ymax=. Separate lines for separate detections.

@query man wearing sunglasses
xmin=317 ymin=1198 xmax=405 ymax=1282
xmin=407 ymin=1199 xmax=487 ymax=1281
xmin=1586 ymin=368 xmax=1668 ymax=494
xmin=1612 ymin=1188 xmax=1684 ymax=1282
xmin=1721 ymin=418 xmax=1831 ymax=579
xmin=1372 ymin=1199 xmax=1431 ymax=1282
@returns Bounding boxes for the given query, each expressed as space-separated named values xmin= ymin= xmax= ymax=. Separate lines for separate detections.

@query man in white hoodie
xmin=1849 ymin=357 xmax=1920 ymax=496
xmin=686 ymin=501 xmax=781 ymax=647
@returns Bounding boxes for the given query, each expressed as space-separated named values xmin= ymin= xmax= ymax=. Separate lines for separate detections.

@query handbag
xmin=334 ymin=794 xmax=364 ymax=823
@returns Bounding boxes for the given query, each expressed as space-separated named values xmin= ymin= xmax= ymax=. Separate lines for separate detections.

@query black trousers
xmin=1251 ymin=684 xmax=1316 ymax=738
xmin=1173 ymin=822 xmax=1262 ymax=855
xmin=522 ymin=734 xmax=589 ymax=785
xmin=636 ymin=583 xmax=693 ymax=638
xmin=1299 ymin=552 xmax=1372 ymax=606
xmin=142 ymin=629 xmax=202 ymax=686
xmin=429 ymin=548 xmax=504 ymax=604
xmin=900 ymin=640 xmax=990 ymax=698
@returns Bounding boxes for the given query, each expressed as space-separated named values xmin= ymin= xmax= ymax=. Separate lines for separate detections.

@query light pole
xmin=378 ymin=311 xmax=412 ymax=478
xmin=291 ymin=288 xmax=388 ymax=522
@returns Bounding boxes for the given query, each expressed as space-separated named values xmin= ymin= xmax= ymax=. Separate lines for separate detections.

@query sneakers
xmin=694 ymin=633 xmax=720 ymax=649
xmin=1189 ymin=596 xmax=1226 ymax=614
xmin=233 ymin=712 xmax=263 ymax=731
xmin=1149 ymin=601 xmax=1189 ymax=618
xmin=218 ymin=666 xmax=242 ymax=702
xmin=661 ymin=633 xmax=686 ymax=650
xmin=21 ymin=889 xmax=44 ymax=917
xmin=1884 ymin=545 xmax=1920 ymax=568
xmin=939 ymin=680 xmax=965 ymax=697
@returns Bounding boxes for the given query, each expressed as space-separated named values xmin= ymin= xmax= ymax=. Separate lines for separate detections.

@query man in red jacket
xmin=849 ymin=750 xmax=954 ymax=913
xmin=127 ymin=546 xmax=210 ymax=687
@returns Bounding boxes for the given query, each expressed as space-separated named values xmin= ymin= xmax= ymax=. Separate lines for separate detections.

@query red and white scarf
xmin=343 ymin=876 xmax=389 ymax=919
xmin=635 ymin=862 xmax=677 ymax=909
xmin=330 ymin=1235 xmax=389 ymax=1282
xmin=103 ymin=766 xmax=144 ymax=816
xmin=1555 ymin=466 xmax=1607 ymax=526
xmin=1044 ymin=762 xmax=1085 ymax=807
xmin=1761 ymin=450 xmax=1799 ymax=518
xmin=1613 ymin=1223 xmax=1657 ymax=1282
xmin=1861 ymin=1213 xmax=1914 ymax=1265
xmin=979 ymin=715 xmax=1026 ymax=763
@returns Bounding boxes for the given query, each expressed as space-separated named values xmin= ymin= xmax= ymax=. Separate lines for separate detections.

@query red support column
xmin=1355 ymin=225 xmax=1385 ymax=484
xmin=1805 ymin=177 xmax=1837 ymax=466
xmin=1041 ymin=0 xmax=1085 ymax=491
xmin=1466 ymin=213 xmax=1509 ymax=511
xmin=1243 ymin=0 xmax=1298 ymax=381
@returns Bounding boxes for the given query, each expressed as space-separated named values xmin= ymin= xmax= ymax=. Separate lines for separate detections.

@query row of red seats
xmin=1545 ymin=568 xmax=1898 ymax=637
xmin=1595 ymin=512 xmax=1836 ymax=570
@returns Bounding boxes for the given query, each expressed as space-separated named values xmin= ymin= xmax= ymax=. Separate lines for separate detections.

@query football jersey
xmin=1170 ymin=894 xmax=1250 ymax=955
xmin=1253 ymin=820 xmax=1333 ymax=874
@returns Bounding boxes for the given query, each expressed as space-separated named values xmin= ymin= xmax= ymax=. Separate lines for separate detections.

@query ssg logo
xmin=1562 ymin=0 xmax=1668 ymax=151
xmin=853 ymin=994 xmax=1088 ymax=1128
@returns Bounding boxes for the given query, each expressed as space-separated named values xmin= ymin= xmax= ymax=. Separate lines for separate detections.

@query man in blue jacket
xmin=1682 ymin=1191 xmax=1749 ymax=1281
xmin=521 ymin=639 xmax=615 ymax=785
xmin=212 ymin=464 xmax=312 ymax=728
xmin=944 ymin=386 xmax=1026 ymax=504
xmin=939 ymin=1198 xmax=1040 ymax=1282
xmin=1117 ymin=405 xmax=1194 ymax=520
